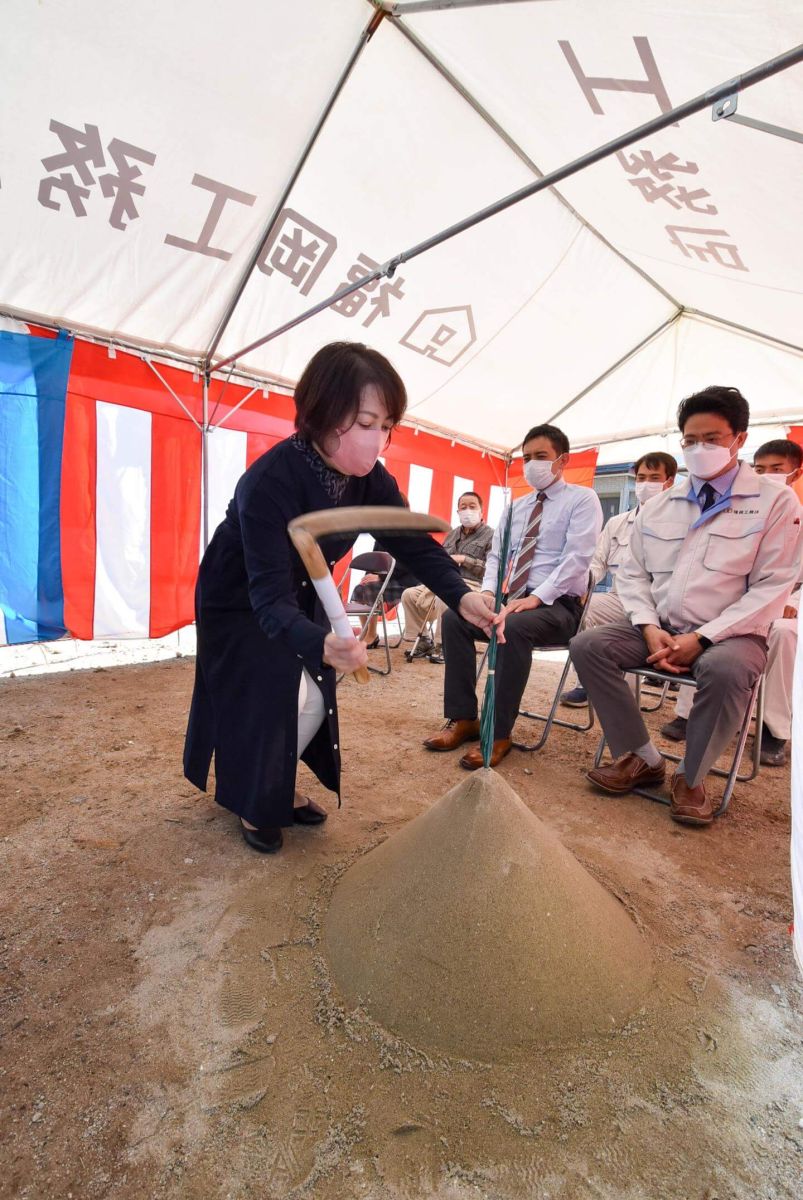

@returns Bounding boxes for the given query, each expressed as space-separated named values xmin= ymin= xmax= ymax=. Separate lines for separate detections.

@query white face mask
xmin=634 ymin=480 xmax=664 ymax=506
xmin=458 ymin=508 xmax=482 ymax=528
xmin=759 ymin=471 xmax=792 ymax=489
xmin=524 ymin=459 xmax=559 ymax=492
xmin=681 ymin=440 xmax=737 ymax=481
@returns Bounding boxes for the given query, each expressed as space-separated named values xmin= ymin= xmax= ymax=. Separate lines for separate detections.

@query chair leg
xmin=513 ymin=655 xmax=595 ymax=752
xmin=475 ymin=643 xmax=490 ymax=685
xmin=639 ymin=680 xmax=670 ymax=713
xmin=388 ymin=607 xmax=405 ymax=649
xmin=368 ymin=607 xmax=392 ymax=677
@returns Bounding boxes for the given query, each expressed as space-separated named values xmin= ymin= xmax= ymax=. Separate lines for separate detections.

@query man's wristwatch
xmin=695 ymin=632 xmax=713 ymax=651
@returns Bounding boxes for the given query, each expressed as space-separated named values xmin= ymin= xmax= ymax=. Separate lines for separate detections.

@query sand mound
xmin=323 ymin=769 xmax=654 ymax=1061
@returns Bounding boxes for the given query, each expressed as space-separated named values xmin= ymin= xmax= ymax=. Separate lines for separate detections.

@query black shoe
xmin=365 ymin=638 xmax=380 ymax=650
xmin=293 ymin=803 xmax=328 ymax=826
xmin=240 ymin=819 xmax=283 ymax=853
xmin=428 ymin=652 xmax=445 ymax=664
xmin=408 ymin=637 xmax=434 ymax=661
xmin=760 ymin=727 xmax=788 ymax=767
xmin=660 ymin=716 xmax=688 ymax=742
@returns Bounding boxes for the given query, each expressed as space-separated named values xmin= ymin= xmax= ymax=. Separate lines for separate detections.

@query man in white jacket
xmin=662 ymin=438 xmax=803 ymax=766
xmin=560 ymin=451 xmax=677 ymax=707
xmin=570 ymin=386 xmax=802 ymax=826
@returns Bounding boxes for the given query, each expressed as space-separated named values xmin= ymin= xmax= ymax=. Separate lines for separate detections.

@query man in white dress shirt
xmin=423 ymin=423 xmax=603 ymax=769
xmin=560 ymin=451 xmax=677 ymax=707
xmin=662 ymin=438 xmax=803 ymax=766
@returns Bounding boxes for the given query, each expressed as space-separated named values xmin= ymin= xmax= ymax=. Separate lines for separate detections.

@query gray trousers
xmin=570 ymin=622 xmax=767 ymax=788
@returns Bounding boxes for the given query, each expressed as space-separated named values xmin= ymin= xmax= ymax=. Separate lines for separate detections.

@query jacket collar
xmin=672 ymin=460 xmax=760 ymax=504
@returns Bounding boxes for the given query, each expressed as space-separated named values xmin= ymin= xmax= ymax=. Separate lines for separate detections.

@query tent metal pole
xmin=202 ymin=7 xmax=387 ymax=368
xmin=546 ymin=312 xmax=683 ymax=425
xmin=684 ymin=309 xmax=803 ymax=356
xmin=211 ymin=384 xmax=261 ymax=431
xmin=210 ymin=41 xmax=803 ymax=374
xmin=386 ymin=1 xmax=549 ymax=13
xmin=144 ymin=359 xmax=203 ymax=431
xmin=572 ymin=411 xmax=803 ymax=453
xmin=201 ymin=372 xmax=210 ymax=552
xmin=718 ymin=112 xmax=803 ymax=146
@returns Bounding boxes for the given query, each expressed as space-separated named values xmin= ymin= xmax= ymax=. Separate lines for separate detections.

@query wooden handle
xmin=288 ymin=506 xmax=450 ymax=541
xmin=288 ymin=526 xmax=369 ymax=684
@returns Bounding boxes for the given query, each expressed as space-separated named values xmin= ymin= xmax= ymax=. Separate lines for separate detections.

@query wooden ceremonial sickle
xmin=287 ymin=506 xmax=451 ymax=683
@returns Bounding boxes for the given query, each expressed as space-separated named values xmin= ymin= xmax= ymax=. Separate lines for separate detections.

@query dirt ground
xmin=1 ymin=648 xmax=801 ymax=1200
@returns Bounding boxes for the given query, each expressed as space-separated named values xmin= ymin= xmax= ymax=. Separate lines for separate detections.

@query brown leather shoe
xmin=670 ymin=773 xmax=715 ymax=826
xmin=586 ymin=752 xmax=666 ymax=794
xmin=459 ymin=738 xmax=512 ymax=770
xmin=423 ymin=719 xmax=480 ymax=751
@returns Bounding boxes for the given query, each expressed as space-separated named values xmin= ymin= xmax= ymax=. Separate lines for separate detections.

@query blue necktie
xmin=700 ymin=482 xmax=717 ymax=513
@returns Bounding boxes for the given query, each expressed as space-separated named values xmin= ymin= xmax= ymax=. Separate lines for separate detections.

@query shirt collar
xmin=531 ymin=475 xmax=566 ymax=499
xmin=690 ymin=461 xmax=740 ymax=499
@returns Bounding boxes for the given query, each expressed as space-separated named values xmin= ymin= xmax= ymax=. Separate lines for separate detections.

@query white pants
xmin=298 ymin=668 xmax=326 ymax=756
xmin=402 ymin=579 xmax=480 ymax=645
xmin=674 ymin=617 xmax=796 ymax=739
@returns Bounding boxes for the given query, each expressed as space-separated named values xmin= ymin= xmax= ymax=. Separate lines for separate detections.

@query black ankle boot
xmin=240 ymin=820 xmax=283 ymax=854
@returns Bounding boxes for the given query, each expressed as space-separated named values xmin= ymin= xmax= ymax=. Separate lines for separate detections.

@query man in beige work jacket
xmin=664 ymin=437 xmax=803 ymax=766
xmin=570 ymin=385 xmax=802 ymax=826
xmin=561 ymin=451 xmax=677 ymax=707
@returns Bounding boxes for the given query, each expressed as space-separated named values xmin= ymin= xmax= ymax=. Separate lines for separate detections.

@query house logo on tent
xmin=400 ymin=305 xmax=476 ymax=367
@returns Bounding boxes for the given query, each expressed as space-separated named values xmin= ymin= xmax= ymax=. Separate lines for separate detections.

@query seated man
xmin=402 ymin=491 xmax=493 ymax=661
xmin=423 ymin=423 xmax=602 ymax=768
xmin=561 ymin=451 xmax=677 ymax=706
xmin=662 ymin=438 xmax=803 ymax=766
xmin=570 ymin=386 xmax=801 ymax=826
xmin=350 ymin=492 xmax=418 ymax=647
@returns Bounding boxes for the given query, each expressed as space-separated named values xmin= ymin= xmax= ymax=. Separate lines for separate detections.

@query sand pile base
xmin=323 ymin=768 xmax=654 ymax=1061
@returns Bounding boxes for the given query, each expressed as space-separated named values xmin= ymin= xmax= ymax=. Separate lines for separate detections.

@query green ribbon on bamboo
xmin=479 ymin=503 xmax=513 ymax=767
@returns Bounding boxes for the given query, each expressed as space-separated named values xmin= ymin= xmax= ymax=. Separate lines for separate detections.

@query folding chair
xmin=592 ymin=666 xmax=765 ymax=815
xmin=513 ymin=573 xmax=597 ymax=752
xmin=338 ymin=551 xmax=397 ymax=677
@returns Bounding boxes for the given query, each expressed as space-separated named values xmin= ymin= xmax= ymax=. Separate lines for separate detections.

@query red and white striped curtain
xmin=58 ymin=338 xmax=512 ymax=639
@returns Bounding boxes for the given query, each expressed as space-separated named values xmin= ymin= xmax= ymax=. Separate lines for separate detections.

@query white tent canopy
xmin=2 ymin=0 xmax=802 ymax=453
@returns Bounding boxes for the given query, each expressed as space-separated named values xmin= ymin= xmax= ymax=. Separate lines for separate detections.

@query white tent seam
xmin=405 ymin=223 xmax=589 ymax=427
xmin=547 ymin=311 xmax=683 ymax=427
xmin=203 ymin=7 xmax=388 ymax=367
xmin=390 ymin=10 xmax=682 ymax=312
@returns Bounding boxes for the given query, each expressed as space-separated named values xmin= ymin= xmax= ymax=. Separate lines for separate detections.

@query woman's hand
xmin=459 ymin=590 xmax=495 ymax=636
xmin=323 ymin=633 xmax=368 ymax=673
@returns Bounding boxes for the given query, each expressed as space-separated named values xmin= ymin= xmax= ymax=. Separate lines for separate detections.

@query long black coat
xmin=183 ymin=437 xmax=469 ymax=827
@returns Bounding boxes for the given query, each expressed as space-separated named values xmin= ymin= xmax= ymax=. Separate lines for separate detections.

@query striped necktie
xmin=507 ymin=492 xmax=547 ymax=599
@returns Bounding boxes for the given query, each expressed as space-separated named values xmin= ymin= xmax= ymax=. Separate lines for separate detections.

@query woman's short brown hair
xmin=294 ymin=342 xmax=407 ymax=444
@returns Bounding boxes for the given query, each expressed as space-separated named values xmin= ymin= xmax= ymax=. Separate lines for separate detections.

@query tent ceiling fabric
xmin=2 ymin=0 xmax=802 ymax=453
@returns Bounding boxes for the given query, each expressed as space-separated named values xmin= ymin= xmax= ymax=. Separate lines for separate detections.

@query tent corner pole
xmin=202 ymin=370 xmax=211 ymax=552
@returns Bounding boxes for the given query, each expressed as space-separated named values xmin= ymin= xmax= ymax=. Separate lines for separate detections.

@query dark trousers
xmin=442 ymin=595 xmax=582 ymax=739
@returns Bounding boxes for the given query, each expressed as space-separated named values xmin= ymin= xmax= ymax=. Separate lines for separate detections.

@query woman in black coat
xmin=184 ymin=342 xmax=494 ymax=853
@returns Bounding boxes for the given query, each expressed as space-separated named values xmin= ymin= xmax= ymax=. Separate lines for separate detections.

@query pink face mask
xmin=327 ymin=425 xmax=387 ymax=477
